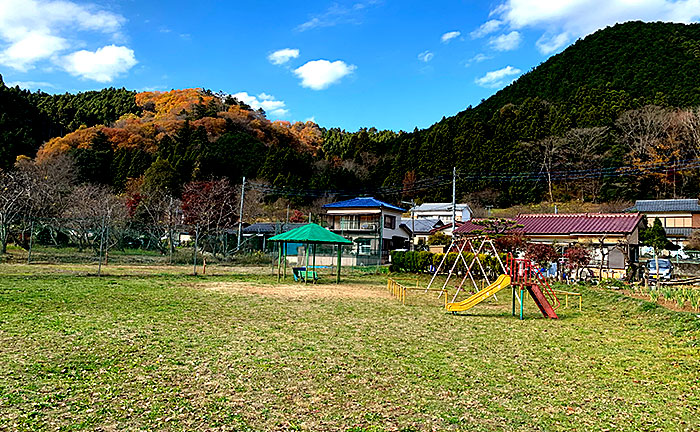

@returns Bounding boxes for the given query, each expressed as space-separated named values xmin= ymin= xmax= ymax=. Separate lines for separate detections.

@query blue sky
xmin=2 ymin=1 xmax=700 ymax=131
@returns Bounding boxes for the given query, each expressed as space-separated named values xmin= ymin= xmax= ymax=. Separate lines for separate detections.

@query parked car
xmin=646 ymin=258 xmax=673 ymax=280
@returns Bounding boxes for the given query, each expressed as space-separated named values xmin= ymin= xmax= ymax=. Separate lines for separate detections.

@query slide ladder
xmin=445 ymin=274 xmax=511 ymax=312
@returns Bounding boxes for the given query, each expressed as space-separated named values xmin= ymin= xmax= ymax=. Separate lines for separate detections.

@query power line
xmin=244 ymin=158 xmax=700 ymax=198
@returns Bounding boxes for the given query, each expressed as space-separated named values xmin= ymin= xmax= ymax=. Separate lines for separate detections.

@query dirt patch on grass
xmin=193 ymin=280 xmax=391 ymax=299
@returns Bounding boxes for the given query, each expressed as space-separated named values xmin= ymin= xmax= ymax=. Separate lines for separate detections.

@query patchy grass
xmin=0 ymin=267 xmax=699 ymax=431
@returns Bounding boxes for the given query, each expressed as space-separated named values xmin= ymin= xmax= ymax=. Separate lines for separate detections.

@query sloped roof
xmin=412 ymin=202 xmax=472 ymax=213
xmin=664 ymin=227 xmax=694 ymax=237
xmin=268 ymin=223 xmax=353 ymax=244
xmin=455 ymin=213 xmax=643 ymax=236
xmin=323 ymin=197 xmax=405 ymax=212
xmin=628 ymin=199 xmax=700 ymax=213
xmin=399 ymin=218 xmax=443 ymax=234
xmin=243 ymin=222 xmax=306 ymax=234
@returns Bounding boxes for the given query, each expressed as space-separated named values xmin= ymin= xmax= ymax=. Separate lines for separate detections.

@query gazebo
xmin=268 ymin=223 xmax=353 ymax=283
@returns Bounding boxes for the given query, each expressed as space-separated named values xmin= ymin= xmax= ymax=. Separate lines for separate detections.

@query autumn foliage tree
xmin=494 ymin=233 xmax=528 ymax=255
xmin=563 ymin=245 xmax=591 ymax=279
xmin=525 ymin=243 xmax=559 ymax=268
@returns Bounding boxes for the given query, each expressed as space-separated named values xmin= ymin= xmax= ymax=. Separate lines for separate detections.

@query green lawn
xmin=0 ymin=267 xmax=699 ymax=431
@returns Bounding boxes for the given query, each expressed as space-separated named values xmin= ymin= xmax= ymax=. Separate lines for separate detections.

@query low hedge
xmin=390 ymin=250 xmax=507 ymax=275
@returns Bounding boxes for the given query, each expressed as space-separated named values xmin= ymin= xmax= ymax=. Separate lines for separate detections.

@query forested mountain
xmin=3 ymin=21 xmax=700 ymax=208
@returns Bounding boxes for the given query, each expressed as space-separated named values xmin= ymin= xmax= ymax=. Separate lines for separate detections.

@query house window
xmin=666 ymin=217 xmax=691 ymax=228
xmin=384 ymin=215 xmax=396 ymax=230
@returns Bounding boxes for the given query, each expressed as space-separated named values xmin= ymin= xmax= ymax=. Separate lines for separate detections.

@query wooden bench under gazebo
xmin=268 ymin=223 xmax=353 ymax=283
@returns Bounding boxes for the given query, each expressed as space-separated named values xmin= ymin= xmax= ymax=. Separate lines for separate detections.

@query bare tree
xmin=0 ymin=170 xmax=29 ymax=253
xmin=182 ymin=178 xmax=238 ymax=256
xmin=63 ymin=184 xmax=125 ymax=253
xmin=524 ymin=136 xmax=566 ymax=202
xmin=15 ymin=154 xmax=77 ymax=248
xmin=562 ymin=127 xmax=609 ymax=202
xmin=616 ymin=105 xmax=681 ymax=197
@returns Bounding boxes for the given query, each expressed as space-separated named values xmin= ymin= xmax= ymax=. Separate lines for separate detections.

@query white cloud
xmin=293 ymin=59 xmax=356 ymax=90
xmin=268 ymin=48 xmax=300 ymax=65
xmin=536 ymin=32 xmax=570 ymax=54
xmin=465 ymin=53 xmax=492 ymax=67
xmin=475 ymin=65 xmax=522 ymax=88
xmin=441 ymin=31 xmax=461 ymax=43
xmin=305 ymin=116 xmax=316 ymax=123
xmin=417 ymin=50 xmax=434 ymax=62
xmin=62 ymin=45 xmax=137 ymax=82
xmin=4 ymin=80 xmax=55 ymax=89
xmin=232 ymin=92 xmax=289 ymax=117
xmin=470 ymin=20 xmax=502 ymax=38
xmin=297 ymin=1 xmax=379 ymax=31
xmin=0 ymin=31 xmax=68 ymax=70
xmin=488 ymin=31 xmax=522 ymax=51
xmin=489 ymin=0 xmax=700 ymax=54
xmin=0 ymin=0 xmax=127 ymax=71
xmin=0 ymin=0 xmax=137 ymax=80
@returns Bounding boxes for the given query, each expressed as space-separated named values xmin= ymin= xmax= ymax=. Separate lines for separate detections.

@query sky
xmin=2 ymin=0 xmax=700 ymax=132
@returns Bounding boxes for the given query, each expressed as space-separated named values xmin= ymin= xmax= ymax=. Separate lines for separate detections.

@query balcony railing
xmin=338 ymin=221 xmax=378 ymax=231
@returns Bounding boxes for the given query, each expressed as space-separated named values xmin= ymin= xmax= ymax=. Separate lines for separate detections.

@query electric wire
xmin=243 ymin=157 xmax=700 ymax=198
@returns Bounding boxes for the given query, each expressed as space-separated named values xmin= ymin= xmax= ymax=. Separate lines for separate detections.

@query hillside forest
xmin=2 ymin=21 xmax=700 ymax=252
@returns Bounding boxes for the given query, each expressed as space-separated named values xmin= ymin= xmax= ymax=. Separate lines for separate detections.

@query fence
xmin=0 ymin=216 xmax=394 ymax=278
xmin=386 ymin=277 xmax=449 ymax=307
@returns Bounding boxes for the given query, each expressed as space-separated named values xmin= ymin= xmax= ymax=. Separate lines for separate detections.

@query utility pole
xmin=452 ymin=166 xmax=456 ymax=237
xmin=402 ymin=199 xmax=416 ymax=251
xmin=237 ymin=176 xmax=246 ymax=250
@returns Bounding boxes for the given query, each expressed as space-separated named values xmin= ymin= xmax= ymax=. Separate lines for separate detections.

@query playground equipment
xmin=508 ymin=256 xmax=560 ymax=319
xmin=445 ymin=274 xmax=511 ymax=312
xmin=426 ymin=236 xmax=560 ymax=319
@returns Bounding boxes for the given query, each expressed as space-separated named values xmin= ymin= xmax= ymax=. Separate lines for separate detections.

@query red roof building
xmin=455 ymin=213 xmax=646 ymax=272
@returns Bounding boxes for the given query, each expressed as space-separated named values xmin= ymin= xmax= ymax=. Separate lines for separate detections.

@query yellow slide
xmin=445 ymin=274 xmax=511 ymax=312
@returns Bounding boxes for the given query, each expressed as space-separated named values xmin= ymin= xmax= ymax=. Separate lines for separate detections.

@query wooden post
xmin=193 ymin=225 xmax=199 ymax=276
xmin=27 ymin=219 xmax=34 ymax=265
xmin=283 ymin=243 xmax=287 ymax=280
xmin=97 ymin=213 xmax=106 ymax=277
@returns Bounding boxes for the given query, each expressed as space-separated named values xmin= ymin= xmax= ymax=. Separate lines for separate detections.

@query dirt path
xmin=193 ymin=280 xmax=391 ymax=299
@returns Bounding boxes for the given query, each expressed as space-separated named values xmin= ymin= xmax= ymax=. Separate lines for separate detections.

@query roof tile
xmin=455 ymin=213 xmax=643 ymax=236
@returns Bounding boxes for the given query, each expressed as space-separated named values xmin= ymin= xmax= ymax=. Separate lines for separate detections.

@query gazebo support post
xmin=312 ymin=243 xmax=317 ymax=284
xmin=277 ymin=243 xmax=282 ymax=282
xmin=337 ymin=245 xmax=342 ymax=284
xmin=283 ymin=244 xmax=287 ymax=280
xmin=304 ymin=242 xmax=309 ymax=284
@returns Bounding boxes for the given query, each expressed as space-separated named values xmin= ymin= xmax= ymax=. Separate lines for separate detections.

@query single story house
xmin=242 ymin=222 xmax=306 ymax=253
xmin=454 ymin=213 xmax=645 ymax=277
xmin=400 ymin=218 xmax=444 ymax=245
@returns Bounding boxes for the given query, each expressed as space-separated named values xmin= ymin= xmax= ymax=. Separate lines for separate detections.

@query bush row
xmin=390 ymin=250 xmax=508 ymax=275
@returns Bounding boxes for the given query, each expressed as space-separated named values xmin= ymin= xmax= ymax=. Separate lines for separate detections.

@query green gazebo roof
xmin=268 ymin=223 xmax=353 ymax=244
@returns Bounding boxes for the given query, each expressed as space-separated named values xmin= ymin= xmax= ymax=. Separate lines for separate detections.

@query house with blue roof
xmin=627 ymin=199 xmax=700 ymax=249
xmin=323 ymin=197 xmax=410 ymax=263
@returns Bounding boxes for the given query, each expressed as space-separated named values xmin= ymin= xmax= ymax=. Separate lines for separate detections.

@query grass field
xmin=1 ymin=265 xmax=699 ymax=431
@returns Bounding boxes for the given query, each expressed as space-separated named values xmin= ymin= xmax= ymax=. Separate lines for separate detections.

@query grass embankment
xmin=0 ymin=267 xmax=699 ymax=431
